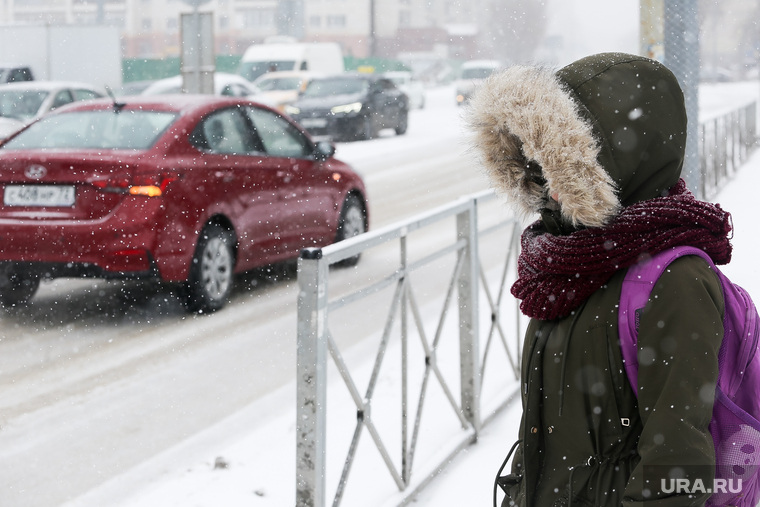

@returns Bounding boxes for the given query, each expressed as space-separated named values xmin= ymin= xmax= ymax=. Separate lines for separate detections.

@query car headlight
xmin=331 ymin=102 xmax=362 ymax=114
xmin=284 ymin=105 xmax=300 ymax=115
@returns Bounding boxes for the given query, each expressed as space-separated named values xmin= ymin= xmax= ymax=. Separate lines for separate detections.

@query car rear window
xmin=2 ymin=110 xmax=177 ymax=150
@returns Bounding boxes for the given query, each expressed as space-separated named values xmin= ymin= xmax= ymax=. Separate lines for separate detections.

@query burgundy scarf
xmin=512 ymin=179 xmax=733 ymax=321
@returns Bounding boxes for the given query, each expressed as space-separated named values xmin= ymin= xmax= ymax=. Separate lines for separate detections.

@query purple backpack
xmin=619 ymin=246 xmax=760 ymax=506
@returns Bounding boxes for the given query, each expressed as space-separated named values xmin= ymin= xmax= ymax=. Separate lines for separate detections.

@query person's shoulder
xmin=660 ymin=254 xmax=720 ymax=281
xmin=654 ymin=253 xmax=724 ymax=308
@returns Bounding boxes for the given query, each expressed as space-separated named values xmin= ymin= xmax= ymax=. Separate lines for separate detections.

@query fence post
xmin=749 ymin=102 xmax=757 ymax=150
xmin=457 ymin=199 xmax=481 ymax=434
xmin=296 ymin=247 xmax=329 ymax=507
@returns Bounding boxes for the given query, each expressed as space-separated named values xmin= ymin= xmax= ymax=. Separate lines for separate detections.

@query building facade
xmin=0 ymin=0 xmax=483 ymax=60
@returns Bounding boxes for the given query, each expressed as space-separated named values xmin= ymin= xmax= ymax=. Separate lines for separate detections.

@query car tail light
xmin=89 ymin=175 xmax=177 ymax=197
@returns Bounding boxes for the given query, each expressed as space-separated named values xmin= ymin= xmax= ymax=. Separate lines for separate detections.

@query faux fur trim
xmin=465 ymin=65 xmax=621 ymax=228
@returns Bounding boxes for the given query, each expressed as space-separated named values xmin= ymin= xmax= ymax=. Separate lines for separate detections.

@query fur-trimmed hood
xmin=466 ymin=52 xmax=687 ymax=229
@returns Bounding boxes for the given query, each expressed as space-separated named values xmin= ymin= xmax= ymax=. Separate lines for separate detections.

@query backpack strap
xmin=619 ymin=246 xmax=716 ymax=394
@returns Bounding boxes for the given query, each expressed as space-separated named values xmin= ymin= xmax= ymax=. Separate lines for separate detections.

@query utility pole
xmin=640 ymin=0 xmax=701 ymax=197
xmin=369 ymin=0 xmax=376 ymax=58
xmin=663 ymin=0 xmax=700 ymax=197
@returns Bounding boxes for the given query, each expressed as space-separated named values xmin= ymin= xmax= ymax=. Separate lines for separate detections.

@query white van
xmin=238 ymin=42 xmax=344 ymax=83
xmin=455 ymin=60 xmax=501 ymax=106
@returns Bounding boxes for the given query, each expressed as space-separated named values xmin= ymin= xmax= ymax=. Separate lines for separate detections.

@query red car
xmin=0 ymin=94 xmax=368 ymax=312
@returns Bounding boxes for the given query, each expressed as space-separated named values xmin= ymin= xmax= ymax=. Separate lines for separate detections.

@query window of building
xmin=142 ymin=18 xmax=151 ymax=30
xmin=309 ymin=15 xmax=321 ymax=27
xmin=326 ymin=15 xmax=345 ymax=28
xmin=240 ymin=8 xmax=275 ymax=29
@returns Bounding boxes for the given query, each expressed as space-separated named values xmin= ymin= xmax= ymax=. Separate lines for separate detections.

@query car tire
xmin=334 ymin=194 xmax=366 ymax=267
xmin=395 ymin=109 xmax=408 ymax=136
xmin=357 ymin=115 xmax=375 ymax=141
xmin=184 ymin=224 xmax=235 ymax=313
xmin=0 ymin=263 xmax=40 ymax=307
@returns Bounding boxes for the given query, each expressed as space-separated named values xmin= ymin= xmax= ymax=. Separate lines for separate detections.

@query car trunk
xmin=0 ymin=152 xmax=135 ymax=220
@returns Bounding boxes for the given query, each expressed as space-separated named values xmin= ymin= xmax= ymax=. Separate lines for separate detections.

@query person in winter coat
xmin=466 ymin=52 xmax=733 ymax=506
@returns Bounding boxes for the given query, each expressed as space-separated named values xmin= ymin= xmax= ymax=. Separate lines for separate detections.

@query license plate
xmin=300 ymin=118 xmax=327 ymax=128
xmin=4 ymin=185 xmax=76 ymax=207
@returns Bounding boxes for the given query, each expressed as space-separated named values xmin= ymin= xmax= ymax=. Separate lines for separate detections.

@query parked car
xmin=0 ymin=64 xmax=34 ymax=84
xmin=252 ymin=70 xmax=321 ymax=111
xmin=383 ymin=71 xmax=425 ymax=109
xmin=0 ymin=81 xmax=104 ymax=134
xmin=285 ymin=73 xmax=408 ymax=141
xmin=0 ymin=95 xmax=369 ymax=312
xmin=140 ymin=72 xmax=263 ymax=98
xmin=455 ymin=60 xmax=501 ymax=106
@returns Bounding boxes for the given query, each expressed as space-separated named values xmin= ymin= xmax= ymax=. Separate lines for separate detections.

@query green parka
xmin=467 ymin=54 xmax=726 ymax=506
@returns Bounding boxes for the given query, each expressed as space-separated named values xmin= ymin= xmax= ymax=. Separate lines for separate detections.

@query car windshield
xmin=462 ymin=68 xmax=496 ymax=80
xmin=255 ymin=76 xmax=303 ymax=92
xmin=2 ymin=109 xmax=177 ymax=150
xmin=302 ymin=78 xmax=369 ymax=98
xmin=0 ymin=89 xmax=48 ymax=120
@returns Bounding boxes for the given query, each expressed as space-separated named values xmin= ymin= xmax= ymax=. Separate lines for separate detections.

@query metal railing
xmin=699 ymin=101 xmax=757 ymax=199
xmin=295 ymin=191 xmax=523 ymax=507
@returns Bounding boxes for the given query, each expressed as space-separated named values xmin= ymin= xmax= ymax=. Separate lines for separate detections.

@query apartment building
xmin=0 ymin=0 xmax=482 ymax=59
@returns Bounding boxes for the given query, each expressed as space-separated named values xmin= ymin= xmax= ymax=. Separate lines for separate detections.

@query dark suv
xmin=285 ymin=73 xmax=408 ymax=141
xmin=0 ymin=65 xmax=34 ymax=84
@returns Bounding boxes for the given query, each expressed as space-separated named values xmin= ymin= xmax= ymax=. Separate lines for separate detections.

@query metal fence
xmin=295 ymin=191 xmax=523 ymax=507
xmin=699 ymin=101 xmax=757 ymax=200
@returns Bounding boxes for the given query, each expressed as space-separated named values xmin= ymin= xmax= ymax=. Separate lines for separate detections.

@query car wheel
xmin=334 ymin=194 xmax=366 ymax=267
xmin=357 ymin=115 xmax=375 ymax=141
xmin=184 ymin=224 xmax=235 ymax=313
xmin=395 ymin=109 xmax=409 ymax=136
xmin=0 ymin=263 xmax=40 ymax=307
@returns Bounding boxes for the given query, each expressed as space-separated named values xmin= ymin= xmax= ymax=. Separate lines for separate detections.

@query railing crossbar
xmin=320 ymin=198 xmax=479 ymax=266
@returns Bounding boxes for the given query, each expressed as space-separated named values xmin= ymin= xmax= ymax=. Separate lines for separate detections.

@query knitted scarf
xmin=512 ymin=179 xmax=733 ymax=321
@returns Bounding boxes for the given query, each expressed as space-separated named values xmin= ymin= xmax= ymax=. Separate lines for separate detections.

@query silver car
xmin=0 ymin=80 xmax=104 ymax=138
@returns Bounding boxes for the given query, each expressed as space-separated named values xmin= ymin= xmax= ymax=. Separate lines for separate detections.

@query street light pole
xmin=369 ymin=0 xmax=376 ymax=58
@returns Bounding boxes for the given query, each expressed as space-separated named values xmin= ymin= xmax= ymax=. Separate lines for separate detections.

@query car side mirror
xmin=314 ymin=140 xmax=335 ymax=161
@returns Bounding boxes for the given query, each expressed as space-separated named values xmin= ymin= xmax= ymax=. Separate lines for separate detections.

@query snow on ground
xmin=63 ymin=81 xmax=760 ymax=507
